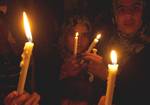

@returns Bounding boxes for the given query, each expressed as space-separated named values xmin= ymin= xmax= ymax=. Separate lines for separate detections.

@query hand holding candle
xmin=17 ymin=12 xmax=34 ymax=94
xmin=80 ymin=34 xmax=101 ymax=64
xmin=74 ymin=32 xmax=79 ymax=56
xmin=105 ymin=50 xmax=118 ymax=105
xmin=87 ymin=33 xmax=101 ymax=53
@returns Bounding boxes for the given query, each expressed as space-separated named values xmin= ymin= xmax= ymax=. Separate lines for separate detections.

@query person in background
xmin=59 ymin=15 xmax=107 ymax=81
xmin=98 ymin=0 xmax=150 ymax=105
xmin=104 ymin=0 xmax=150 ymax=66
xmin=58 ymin=15 xmax=107 ymax=105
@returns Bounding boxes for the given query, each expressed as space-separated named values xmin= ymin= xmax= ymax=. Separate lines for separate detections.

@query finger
xmin=25 ymin=92 xmax=40 ymax=105
xmin=92 ymin=48 xmax=98 ymax=54
xmin=4 ymin=91 xmax=18 ymax=105
xmin=32 ymin=93 xmax=40 ymax=105
xmin=13 ymin=92 xmax=30 ymax=105
xmin=98 ymin=96 xmax=106 ymax=105
xmin=84 ymin=53 xmax=103 ymax=63
xmin=86 ymin=53 xmax=102 ymax=59
xmin=83 ymin=52 xmax=101 ymax=57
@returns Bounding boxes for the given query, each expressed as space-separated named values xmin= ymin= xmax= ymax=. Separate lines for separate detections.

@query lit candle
xmin=105 ymin=50 xmax=118 ymax=105
xmin=87 ymin=34 xmax=101 ymax=53
xmin=74 ymin=32 xmax=79 ymax=56
xmin=80 ymin=34 xmax=101 ymax=64
xmin=17 ymin=11 xmax=34 ymax=94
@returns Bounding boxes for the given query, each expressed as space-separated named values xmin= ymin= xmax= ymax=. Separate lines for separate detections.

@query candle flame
xmin=75 ymin=32 xmax=79 ymax=37
xmin=96 ymin=34 xmax=101 ymax=40
xmin=23 ymin=11 xmax=32 ymax=42
xmin=110 ymin=50 xmax=117 ymax=64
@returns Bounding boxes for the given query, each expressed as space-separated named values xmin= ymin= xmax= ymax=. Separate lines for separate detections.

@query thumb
xmin=98 ymin=96 xmax=106 ymax=105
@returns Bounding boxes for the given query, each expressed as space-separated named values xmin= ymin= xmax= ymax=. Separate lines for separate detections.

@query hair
xmin=58 ymin=15 xmax=92 ymax=60
xmin=112 ymin=0 xmax=144 ymax=11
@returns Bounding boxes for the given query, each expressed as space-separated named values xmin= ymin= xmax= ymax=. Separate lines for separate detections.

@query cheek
xmin=66 ymin=36 xmax=74 ymax=52
xmin=78 ymin=37 xmax=89 ymax=52
xmin=116 ymin=15 xmax=124 ymax=28
xmin=134 ymin=13 xmax=142 ymax=25
xmin=82 ymin=40 xmax=89 ymax=49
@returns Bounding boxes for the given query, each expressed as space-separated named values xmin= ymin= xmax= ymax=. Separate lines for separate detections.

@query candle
xmin=17 ymin=11 xmax=34 ymax=94
xmin=92 ymin=48 xmax=98 ymax=54
xmin=74 ymin=32 xmax=79 ymax=56
xmin=105 ymin=50 xmax=118 ymax=105
xmin=80 ymin=34 xmax=101 ymax=64
xmin=87 ymin=33 xmax=101 ymax=53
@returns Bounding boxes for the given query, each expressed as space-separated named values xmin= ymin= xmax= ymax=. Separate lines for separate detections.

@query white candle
xmin=74 ymin=32 xmax=79 ymax=56
xmin=87 ymin=34 xmax=101 ymax=53
xmin=80 ymin=34 xmax=101 ymax=64
xmin=105 ymin=50 xmax=118 ymax=105
xmin=17 ymin=11 xmax=34 ymax=94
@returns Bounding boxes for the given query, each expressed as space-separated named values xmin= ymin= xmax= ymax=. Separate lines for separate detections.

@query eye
xmin=133 ymin=5 xmax=142 ymax=11
xmin=117 ymin=7 xmax=126 ymax=14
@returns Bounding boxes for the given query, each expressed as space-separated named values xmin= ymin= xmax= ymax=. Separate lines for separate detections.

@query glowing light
xmin=23 ymin=11 xmax=32 ymax=42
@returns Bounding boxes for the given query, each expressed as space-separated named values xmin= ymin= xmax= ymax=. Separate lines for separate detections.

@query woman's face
xmin=115 ymin=0 xmax=143 ymax=36
xmin=66 ymin=23 xmax=90 ymax=54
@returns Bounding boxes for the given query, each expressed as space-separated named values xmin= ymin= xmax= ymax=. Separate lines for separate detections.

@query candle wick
xmin=28 ymin=38 xmax=32 ymax=42
xmin=112 ymin=63 xmax=116 ymax=65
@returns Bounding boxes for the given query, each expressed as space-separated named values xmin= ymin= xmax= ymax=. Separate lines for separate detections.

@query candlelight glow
xmin=96 ymin=34 xmax=101 ymax=40
xmin=23 ymin=11 xmax=32 ymax=42
xmin=110 ymin=50 xmax=117 ymax=64
xmin=106 ymin=50 xmax=118 ymax=105
xmin=75 ymin=32 xmax=79 ymax=37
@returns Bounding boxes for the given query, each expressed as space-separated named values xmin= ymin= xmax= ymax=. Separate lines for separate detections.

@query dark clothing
xmin=28 ymin=1 xmax=63 ymax=104
xmin=114 ymin=43 xmax=150 ymax=105
xmin=59 ymin=76 xmax=103 ymax=105
xmin=0 ymin=53 xmax=20 ymax=104
xmin=58 ymin=53 xmax=104 ymax=105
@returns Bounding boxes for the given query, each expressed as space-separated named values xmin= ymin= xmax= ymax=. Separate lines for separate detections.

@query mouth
xmin=124 ymin=21 xmax=134 ymax=26
xmin=124 ymin=23 xmax=134 ymax=26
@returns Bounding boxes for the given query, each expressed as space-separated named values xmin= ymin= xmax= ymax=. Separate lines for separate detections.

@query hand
xmin=60 ymin=56 xmax=84 ymax=79
xmin=98 ymin=96 xmax=106 ymax=105
xmin=4 ymin=91 xmax=40 ymax=105
xmin=82 ymin=52 xmax=107 ymax=80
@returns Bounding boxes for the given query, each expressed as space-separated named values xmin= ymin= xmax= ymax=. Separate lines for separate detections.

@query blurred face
xmin=114 ymin=0 xmax=143 ymax=36
xmin=0 ymin=5 xmax=7 ymax=14
xmin=66 ymin=23 xmax=89 ymax=54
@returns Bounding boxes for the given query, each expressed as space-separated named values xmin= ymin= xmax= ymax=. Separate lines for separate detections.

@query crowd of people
xmin=0 ymin=0 xmax=150 ymax=105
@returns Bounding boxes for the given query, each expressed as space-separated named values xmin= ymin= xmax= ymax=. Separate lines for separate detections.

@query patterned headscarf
xmin=105 ymin=24 xmax=150 ymax=67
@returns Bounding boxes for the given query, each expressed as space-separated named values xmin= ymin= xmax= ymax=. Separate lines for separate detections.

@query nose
xmin=124 ymin=13 xmax=132 ymax=20
xmin=123 ymin=9 xmax=133 ymax=20
xmin=125 ymin=8 xmax=133 ymax=15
